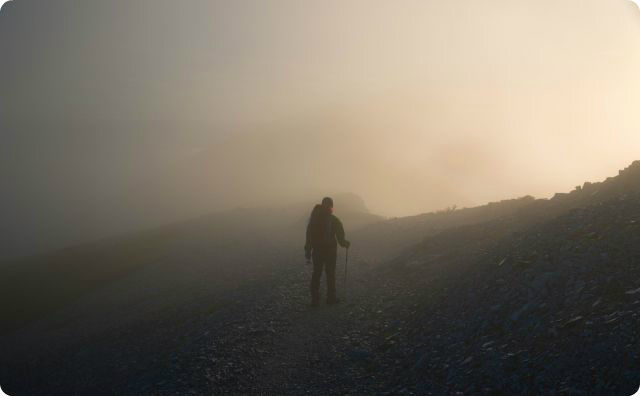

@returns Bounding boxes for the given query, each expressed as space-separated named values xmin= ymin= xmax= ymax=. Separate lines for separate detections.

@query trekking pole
xmin=344 ymin=247 xmax=349 ymax=301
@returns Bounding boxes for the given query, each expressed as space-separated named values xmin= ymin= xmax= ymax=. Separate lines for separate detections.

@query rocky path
xmin=150 ymin=250 xmax=421 ymax=395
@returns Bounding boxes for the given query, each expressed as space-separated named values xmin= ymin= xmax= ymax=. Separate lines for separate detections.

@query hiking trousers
xmin=311 ymin=248 xmax=337 ymax=304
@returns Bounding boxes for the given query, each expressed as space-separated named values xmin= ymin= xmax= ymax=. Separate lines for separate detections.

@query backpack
xmin=308 ymin=205 xmax=332 ymax=247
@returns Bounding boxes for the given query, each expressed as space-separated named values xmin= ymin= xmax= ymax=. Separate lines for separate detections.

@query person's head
xmin=321 ymin=197 xmax=334 ymax=208
xmin=321 ymin=197 xmax=334 ymax=212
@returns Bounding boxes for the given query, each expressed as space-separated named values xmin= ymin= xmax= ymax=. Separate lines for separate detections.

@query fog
xmin=1 ymin=0 xmax=640 ymax=259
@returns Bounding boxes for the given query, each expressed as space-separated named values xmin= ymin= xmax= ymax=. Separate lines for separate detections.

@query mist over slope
xmin=354 ymin=160 xmax=640 ymax=263
xmin=0 ymin=193 xmax=379 ymax=335
xmin=2 ymin=162 xmax=640 ymax=395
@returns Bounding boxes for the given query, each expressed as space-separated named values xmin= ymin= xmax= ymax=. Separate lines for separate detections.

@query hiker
xmin=304 ymin=197 xmax=350 ymax=306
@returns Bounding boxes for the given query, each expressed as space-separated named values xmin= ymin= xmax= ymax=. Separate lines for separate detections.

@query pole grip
xmin=344 ymin=247 xmax=349 ymax=301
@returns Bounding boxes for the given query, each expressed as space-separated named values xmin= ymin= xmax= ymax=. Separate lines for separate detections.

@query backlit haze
xmin=1 ymin=0 xmax=640 ymax=259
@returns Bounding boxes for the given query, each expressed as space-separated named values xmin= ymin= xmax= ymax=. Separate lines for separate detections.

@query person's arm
xmin=333 ymin=216 xmax=351 ymax=248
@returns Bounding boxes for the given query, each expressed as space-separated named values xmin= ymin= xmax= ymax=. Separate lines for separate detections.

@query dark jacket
xmin=305 ymin=206 xmax=349 ymax=256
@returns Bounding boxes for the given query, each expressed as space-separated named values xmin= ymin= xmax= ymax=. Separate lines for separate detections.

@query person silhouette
xmin=304 ymin=197 xmax=350 ymax=307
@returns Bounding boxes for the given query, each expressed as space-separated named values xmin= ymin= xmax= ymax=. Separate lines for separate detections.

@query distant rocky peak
xmin=329 ymin=193 xmax=370 ymax=214
xmin=617 ymin=160 xmax=640 ymax=178
xmin=553 ymin=160 xmax=640 ymax=204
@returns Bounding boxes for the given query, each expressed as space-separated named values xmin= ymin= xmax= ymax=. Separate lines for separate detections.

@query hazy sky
xmin=1 ymin=0 xmax=640 ymax=258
